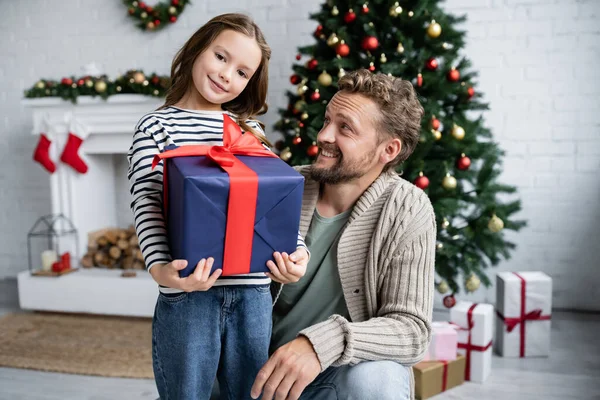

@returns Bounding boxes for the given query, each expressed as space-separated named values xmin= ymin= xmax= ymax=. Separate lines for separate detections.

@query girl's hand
xmin=149 ymin=258 xmax=222 ymax=291
xmin=266 ymin=248 xmax=309 ymax=284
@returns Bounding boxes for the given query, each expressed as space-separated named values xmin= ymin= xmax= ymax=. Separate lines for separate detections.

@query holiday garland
xmin=124 ymin=0 xmax=190 ymax=31
xmin=24 ymin=70 xmax=170 ymax=103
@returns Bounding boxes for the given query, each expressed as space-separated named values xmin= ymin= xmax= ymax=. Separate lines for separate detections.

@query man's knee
xmin=338 ymin=361 xmax=411 ymax=400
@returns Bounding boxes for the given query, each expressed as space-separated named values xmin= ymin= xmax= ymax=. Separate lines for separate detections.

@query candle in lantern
xmin=41 ymin=250 xmax=58 ymax=271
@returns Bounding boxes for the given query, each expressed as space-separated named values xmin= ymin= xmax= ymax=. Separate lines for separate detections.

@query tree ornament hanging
xmin=431 ymin=117 xmax=441 ymax=130
xmin=336 ymin=42 xmax=350 ymax=57
xmin=443 ymin=294 xmax=456 ymax=308
xmin=437 ymin=280 xmax=449 ymax=294
xmin=307 ymin=59 xmax=318 ymax=70
xmin=310 ymin=89 xmax=321 ymax=101
xmin=488 ymin=214 xmax=505 ymax=233
xmin=431 ymin=129 xmax=442 ymax=141
xmin=314 ymin=25 xmax=323 ymax=37
xmin=344 ymin=9 xmax=356 ymax=23
xmin=447 ymin=68 xmax=460 ymax=82
xmin=292 ymin=136 xmax=302 ymax=145
xmin=327 ymin=33 xmax=340 ymax=47
xmin=427 ymin=20 xmax=442 ymax=38
xmin=280 ymin=147 xmax=292 ymax=161
xmin=307 ymin=143 xmax=319 ymax=157
xmin=397 ymin=43 xmax=405 ymax=53
xmin=297 ymin=84 xmax=308 ymax=96
xmin=451 ymin=124 xmax=465 ymax=140
xmin=442 ymin=173 xmax=457 ymax=190
xmin=338 ymin=68 xmax=346 ymax=78
xmin=362 ymin=3 xmax=369 ymax=13
xmin=368 ymin=62 xmax=376 ymax=72
xmin=465 ymin=274 xmax=481 ymax=293
xmin=380 ymin=53 xmax=387 ymax=63
xmin=441 ymin=218 xmax=450 ymax=229
xmin=301 ymin=112 xmax=309 ymax=120
xmin=361 ymin=36 xmax=379 ymax=51
xmin=457 ymin=154 xmax=471 ymax=170
xmin=318 ymin=71 xmax=333 ymax=86
xmin=295 ymin=54 xmax=302 ymax=61
xmin=467 ymin=86 xmax=475 ymax=98
xmin=417 ymin=73 xmax=423 ymax=87
xmin=331 ymin=5 xmax=339 ymax=16
xmin=389 ymin=2 xmax=402 ymax=17
xmin=290 ymin=74 xmax=301 ymax=85
xmin=294 ymin=100 xmax=306 ymax=112
xmin=425 ymin=58 xmax=438 ymax=71
xmin=414 ymin=172 xmax=429 ymax=190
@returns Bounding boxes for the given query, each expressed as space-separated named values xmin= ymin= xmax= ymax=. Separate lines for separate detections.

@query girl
xmin=127 ymin=13 xmax=309 ymax=400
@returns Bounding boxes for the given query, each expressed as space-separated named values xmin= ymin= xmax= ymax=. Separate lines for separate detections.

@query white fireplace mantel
xmin=18 ymin=95 xmax=163 ymax=317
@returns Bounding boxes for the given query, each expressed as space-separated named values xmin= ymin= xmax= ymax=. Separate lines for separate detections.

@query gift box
xmin=153 ymin=115 xmax=304 ymax=277
xmin=450 ymin=301 xmax=493 ymax=383
xmin=414 ymin=355 xmax=466 ymax=399
xmin=422 ymin=322 xmax=458 ymax=361
xmin=495 ymin=271 xmax=552 ymax=358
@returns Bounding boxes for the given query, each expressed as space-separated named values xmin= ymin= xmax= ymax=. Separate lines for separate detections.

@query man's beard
xmin=309 ymin=142 xmax=376 ymax=185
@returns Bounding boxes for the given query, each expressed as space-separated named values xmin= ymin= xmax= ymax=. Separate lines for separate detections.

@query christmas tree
xmin=273 ymin=0 xmax=526 ymax=301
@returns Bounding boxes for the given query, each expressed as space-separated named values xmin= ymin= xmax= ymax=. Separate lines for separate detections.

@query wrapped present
xmin=152 ymin=115 xmax=304 ymax=277
xmin=450 ymin=301 xmax=493 ymax=383
xmin=495 ymin=271 xmax=552 ymax=358
xmin=414 ymin=355 xmax=466 ymax=399
xmin=422 ymin=322 xmax=458 ymax=361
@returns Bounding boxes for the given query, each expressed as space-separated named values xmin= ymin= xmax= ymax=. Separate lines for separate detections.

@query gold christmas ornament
xmin=169 ymin=6 xmax=177 ymax=14
xmin=436 ymin=243 xmax=444 ymax=250
xmin=442 ymin=174 xmax=457 ymax=190
xmin=338 ymin=68 xmax=346 ymax=78
xmin=140 ymin=12 xmax=148 ymax=19
xmin=142 ymin=80 xmax=149 ymax=86
xmin=488 ymin=214 xmax=505 ymax=233
xmin=408 ymin=11 xmax=414 ymax=17
xmin=85 ymin=79 xmax=94 ymax=88
xmin=465 ymin=274 xmax=481 ymax=293
xmin=442 ymin=218 xmax=450 ymax=229
xmin=147 ymin=22 xmax=155 ymax=30
xmin=94 ymin=80 xmax=107 ymax=93
xmin=301 ymin=112 xmax=309 ymax=120
xmin=427 ymin=20 xmax=442 ymax=38
xmin=153 ymin=89 xmax=159 ymax=95
xmin=35 ymin=81 xmax=45 ymax=89
xmin=133 ymin=71 xmax=146 ymax=84
xmin=297 ymin=84 xmax=309 ymax=95
xmin=318 ymin=71 xmax=333 ymax=86
xmin=380 ymin=53 xmax=387 ymax=63
xmin=432 ymin=129 xmax=442 ymax=141
xmin=327 ymin=33 xmax=340 ymax=47
xmin=331 ymin=5 xmax=339 ymax=16
xmin=451 ymin=124 xmax=465 ymax=140
xmin=280 ymin=147 xmax=292 ymax=161
xmin=116 ymin=86 xmax=122 ymax=92
xmin=397 ymin=43 xmax=405 ymax=53
xmin=389 ymin=2 xmax=402 ymax=17
xmin=437 ymin=280 xmax=449 ymax=294
xmin=294 ymin=100 xmax=306 ymax=111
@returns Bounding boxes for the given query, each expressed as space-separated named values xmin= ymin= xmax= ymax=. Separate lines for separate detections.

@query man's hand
xmin=251 ymin=336 xmax=321 ymax=400
xmin=266 ymin=247 xmax=309 ymax=284
xmin=149 ymin=258 xmax=222 ymax=292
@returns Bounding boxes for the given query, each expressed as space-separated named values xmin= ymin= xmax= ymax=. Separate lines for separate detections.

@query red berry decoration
xmin=369 ymin=64 xmax=376 ymax=72
xmin=290 ymin=74 xmax=301 ymax=85
xmin=362 ymin=4 xmax=369 ymax=13
xmin=361 ymin=36 xmax=379 ymax=51
xmin=170 ymin=16 xmax=177 ymax=23
xmin=310 ymin=90 xmax=321 ymax=101
xmin=431 ymin=117 xmax=440 ymax=130
xmin=61 ymin=78 xmax=73 ymax=86
xmin=154 ymin=19 xmax=161 ymax=26
xmin=447 ymin=68 xmax=460 ymax=82
xmin=307 ymin=59 xmax=318 ymax=70
xmin=307 ymin=144 xmax=319 ymax=157
xmin=467 ymin=87 xmax=475 ymax=98
xmin=151 ymin=76 xmax=160 ymax=85
xmin=314 ymin=25 xmax=323 ymax=36
xmin=457 ymin=155 xmax=471 ymax=171
xmin=128 ymin=8 xmax=135 ymax=15
xmin=172 ymin=0 xmax=179 ymax=5
xmin=295 ymin=54 xmax=301 ymax=60
xmin=298 ymin=122 xmax=304 ymax=128
xmin=414 ymin=174 xmax=430 ymax=190
xmin=77 ymin=79 xmax=85 ymax=86
xmin=292 ymin=136 xmax=302 ymax=145
xmin=426 ymin=58 xmax=438 ymax=71
xmin=147 ymin=6 xmax=154 ymax=12
xmin=417 ymin=73 xmax=423 ymax=87
xmin=336 ymin=43 xmax=350 ymax=57
xmin=443 ymin=294 xmax=456 ymax=308
xmin=344 ymin=10 xmax=356 ymax=23
xmin=139 ymin=1 xmax=147 ymax=8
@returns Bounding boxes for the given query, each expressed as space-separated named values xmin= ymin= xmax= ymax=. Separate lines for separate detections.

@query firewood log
xmin=81 ymin=254 xmax=94 ymax=268
xmin=109 ymin=246 xmax=122 ymax=259
xmin=117 ymin=239 xmax=129 ymax=250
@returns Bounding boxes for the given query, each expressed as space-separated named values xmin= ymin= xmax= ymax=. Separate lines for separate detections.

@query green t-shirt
xmin=271 ymin=208 xmax=351 ymax=352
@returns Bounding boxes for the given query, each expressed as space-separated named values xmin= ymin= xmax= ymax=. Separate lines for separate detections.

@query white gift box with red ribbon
xmin=450 ymin=301 xmax=493 ymax=383
xmin=495 ymin=271 xmax=552 ymax=358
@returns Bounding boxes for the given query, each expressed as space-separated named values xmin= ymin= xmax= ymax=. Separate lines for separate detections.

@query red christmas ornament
xmin=369 ymin=64 xmax=376 ymax=72
xmin=344 ymin=10 xmax=356 ymax=23
xmin=151 ymin=76 xmax=160 ymax=85
xmin=414 ymin=174 xmax=430 ymax=190
xmin=147 ymin=6 xmax=154 ymax=12
xmin=61 ymin=78 xmax=73 ymax=86
xmin=447 ymin=68 xmax=460 ymax=82
xmin=467 ymin=87 xmax=475 ymax=98
xmin=457 ymin=155 xmax=471 ymax=171
xmin=310 ymin=91 xmax=321 ymax=101
xmin=295 ymin=54 xmax=302 ymax=60
xmin=362 ymin=4 xmax=369 ymax=13
xmin=361 ymin=36 xmax=379 ymax=51
xmin=154 ymin=19 xmax=161 ymax=26
xmin=307 ymin=144 xmax=319 ymax=157
xmin=290 ymin=74 xmax=301 ymax=85
xmin=170 ymin=16 xmax=177 ymax=23
xmin=77 ymin=79 xmax=85 ymax=86
xmin=298 ymin=122 xmax=304 ymax=128
xmin=139 ymin=1 xmax=147 ymax=8
xmin=172 ymin=0 xmax=179 ymax=5
xmin=417 ymin=73 xmax=423 ymax=87
xmin=443 ymin=294 xmax=456 ymax=308
xmin=426 ymin=58 xmax=438 ymax=71
xmin=292 ymin=136 xmax=302 ymax=145
xmin=307 ymin=59 xmax=318 ymax=70
xmin=314 ymin=25 xmax=323 ymax=36
xmin=431 ymin=117 xmax=440 ymax=130
xmin=336 ymin=43 xmax=350 ymax=57
xmin=128 ymin=8 xmax=135 ymax=15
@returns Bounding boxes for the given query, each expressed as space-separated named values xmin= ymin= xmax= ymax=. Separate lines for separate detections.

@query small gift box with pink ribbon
xmin=450 ymin=301 xmax=493 ymax=383
xmin=422 ymin=322 xmax=458 ymax=362
xmin=495 ymin=271 xmax=552 ymax=358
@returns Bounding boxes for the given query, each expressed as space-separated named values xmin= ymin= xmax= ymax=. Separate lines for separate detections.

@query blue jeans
xmin=152 ymin=285 xmax=273 ymax=400
xmin=299 ymin=361 xmax=411 ymax=400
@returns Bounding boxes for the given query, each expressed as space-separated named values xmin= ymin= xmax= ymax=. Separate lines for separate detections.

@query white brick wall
xmin=0 ymin=0 xmax=598 ymax=310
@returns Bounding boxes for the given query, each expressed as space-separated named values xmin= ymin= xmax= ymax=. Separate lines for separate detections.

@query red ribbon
xmin=152 ymin=114 xmax=277 ymax=276
xmin=440 ymin=361 xmax=448 ymax=392
xmin=496 ymin=272 xmax=551 ymax=357
xmin=456 ymin=303 xmax=492 ymax=381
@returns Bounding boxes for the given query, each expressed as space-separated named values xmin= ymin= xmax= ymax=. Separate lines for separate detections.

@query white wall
xmin=1 ymin=0 xmax=598 ymax=310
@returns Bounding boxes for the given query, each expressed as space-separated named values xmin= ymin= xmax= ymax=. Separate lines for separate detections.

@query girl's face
xmin=190 ymin=29 xmax=262 ymax=110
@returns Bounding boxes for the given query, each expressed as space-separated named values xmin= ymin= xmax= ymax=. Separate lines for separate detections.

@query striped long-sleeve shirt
xmin=127 ymin=106 xmax=306 ymax=292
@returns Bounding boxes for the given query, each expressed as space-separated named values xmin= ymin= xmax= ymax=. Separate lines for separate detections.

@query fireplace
xmin=18 ymin=95 xmax=163 ymax=317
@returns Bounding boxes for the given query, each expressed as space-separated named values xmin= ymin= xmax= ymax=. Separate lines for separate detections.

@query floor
xmin=1 ymin=295 xmax=599 ymax=399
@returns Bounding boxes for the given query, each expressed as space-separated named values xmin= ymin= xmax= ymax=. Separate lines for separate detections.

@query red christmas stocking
xmin=33 ymin=134 xmax=56 ymax=173
xmin=60 ymin=116 xmax=88 ymax=174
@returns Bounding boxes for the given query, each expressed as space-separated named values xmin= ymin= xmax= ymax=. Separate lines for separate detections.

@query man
xmin=251 ymin=69 xmax=436 ymax=400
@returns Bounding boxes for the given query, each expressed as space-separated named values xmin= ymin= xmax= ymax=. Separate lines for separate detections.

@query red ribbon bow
xmin=456 ymin=303 xmax=492 ymax=381
xmin=152 ymin=114 xmax=277 ymax=275
xmin=496 ymin=272 xmax=551 ymax=357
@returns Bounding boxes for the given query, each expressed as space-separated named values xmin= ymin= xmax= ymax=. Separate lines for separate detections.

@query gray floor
xmin=1 ymin=293 xmax=599 ymax=399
